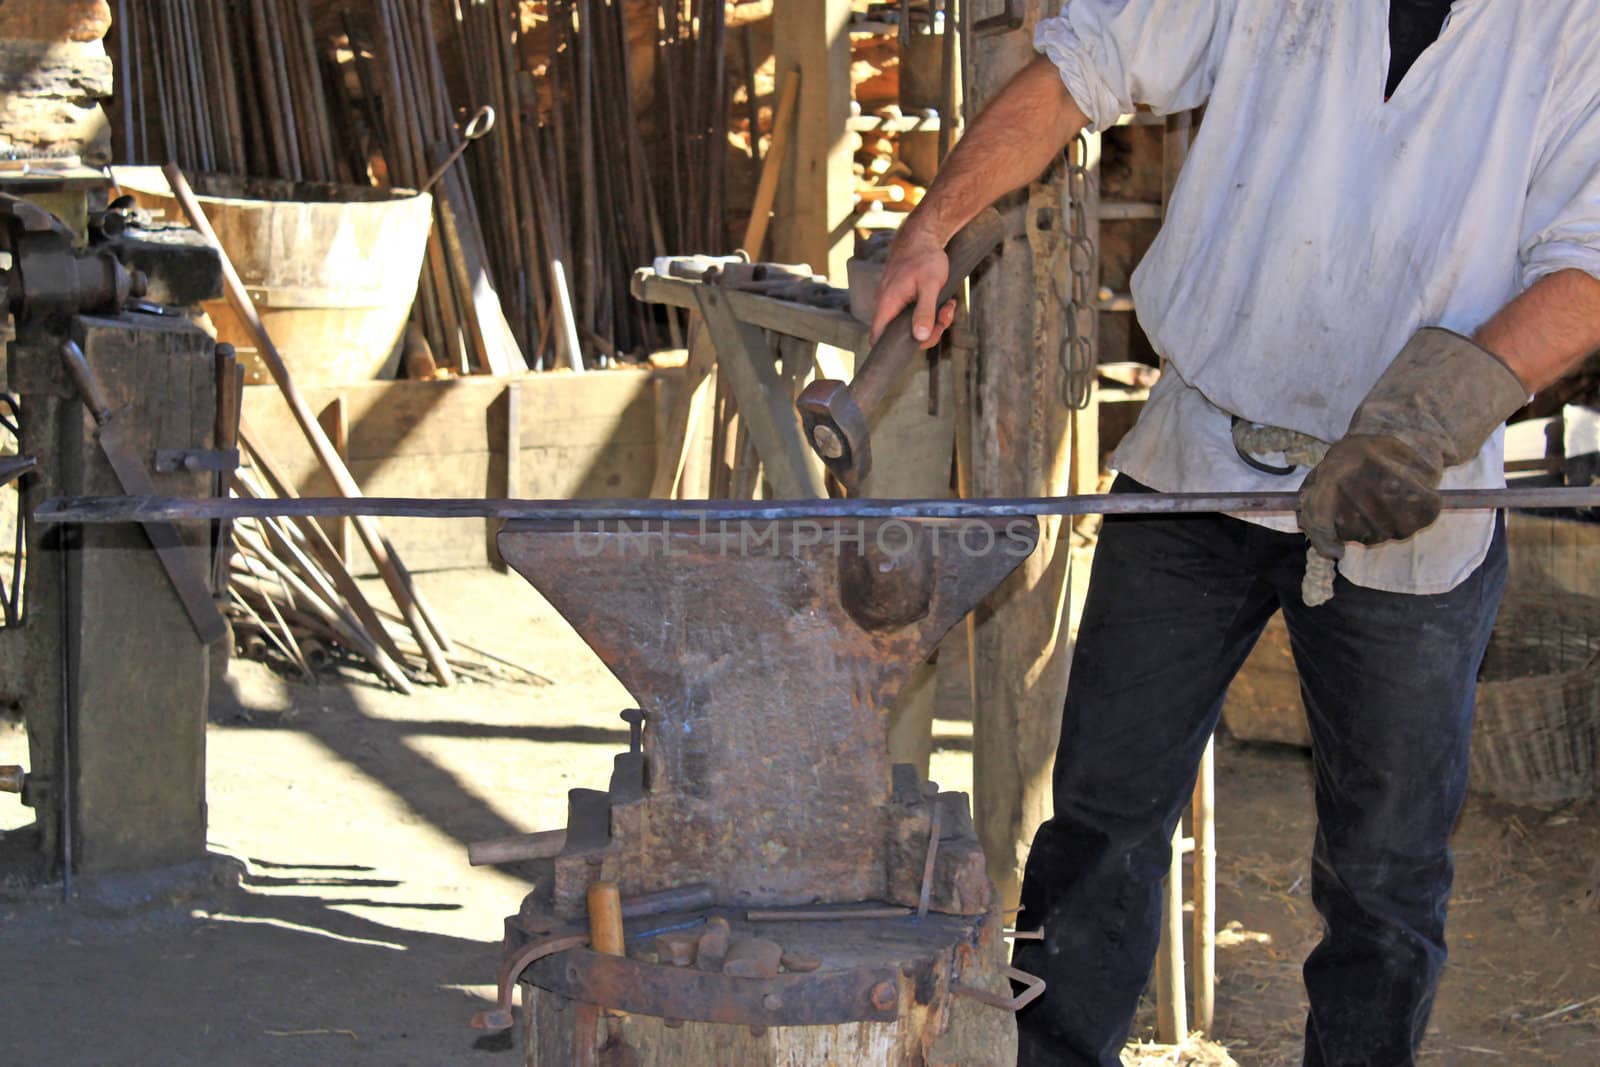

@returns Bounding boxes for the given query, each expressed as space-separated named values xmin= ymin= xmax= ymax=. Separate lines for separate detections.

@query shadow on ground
xmin=0 ymin=865 xmax=520 ymax=1066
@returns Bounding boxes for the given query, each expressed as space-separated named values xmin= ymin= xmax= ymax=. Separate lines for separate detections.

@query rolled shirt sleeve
xmin=1033 ymin=0 xmax=1235 ymax=131
xmin=1522 ymin=92 xmax=1600 ymax=287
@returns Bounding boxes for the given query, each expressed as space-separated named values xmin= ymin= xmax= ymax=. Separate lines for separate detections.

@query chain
xmin=1058 ymin=133 xmax=1098 ymax=410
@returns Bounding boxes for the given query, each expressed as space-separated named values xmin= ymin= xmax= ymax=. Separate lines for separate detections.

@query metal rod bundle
xmin=454 ymin=0 xmax=730 ymax=367
xmin=109 ymin=1 xmax=737 ymax=371
xmin=364 ymin=0 xmax=528 ymax=375
xmin=224 ymin=454 xmax=549 ymax=689
xmin=118 ymin=0 xmax=344 ymax=182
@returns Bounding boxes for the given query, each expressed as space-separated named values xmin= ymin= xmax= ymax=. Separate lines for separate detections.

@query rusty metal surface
xmin=497 ymin=518 xmax=1036 ymax=913
xmin=524 ymin=946 xmax=903 ymax=1026
xmin=952 ymin=965 xmax=1047 ymax=1013
xmin=887 ymin=789 xmax=993 ymax=915
xmin=516 ymin=911 xmax=1003 ymax=1031
xmin=472 ymin=931 xmax=589 ymax=1033
xmin=481 ymin=517 xmax=1030 ymax=1042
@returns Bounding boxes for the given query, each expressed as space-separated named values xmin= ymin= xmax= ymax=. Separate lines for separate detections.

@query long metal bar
xmin=33 ymin=485 xmax=1600 ymax=526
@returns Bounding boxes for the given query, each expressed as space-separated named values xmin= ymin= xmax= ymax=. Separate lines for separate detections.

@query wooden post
xmin=741 ymin=69 xmax=801 ymax=261
xmin=933 ymin=302 xmax=979 ymax=727
xmin=318 ymin=397 xmax=348 ymax=565
xmin=1155 ymin=821 xmax=1189 ymax=1044
xmin=1191 ymin=736 xmax=1217 ymax=1035
xmin=772 ymin=0 xmax=853 ymax=283
xmin=491 ymin=381 xmax=521 ymax=570
xmin=965 ymin=8 xmax=1076 ymax=908
xmin=650 ymin=322 xmax=717 ymax=499
xmin=17 ymin=318 xmax=217 ymax=877
xmin=861 ymin=345 xmax=957 ymax=777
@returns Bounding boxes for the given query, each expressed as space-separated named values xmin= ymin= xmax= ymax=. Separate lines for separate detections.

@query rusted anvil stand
xmin=490 ymin=516 xmax=1040 ymax=1065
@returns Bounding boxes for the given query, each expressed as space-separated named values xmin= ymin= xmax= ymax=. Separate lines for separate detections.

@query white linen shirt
xmin=1034 ymin=0 xmax=1600 ymax=593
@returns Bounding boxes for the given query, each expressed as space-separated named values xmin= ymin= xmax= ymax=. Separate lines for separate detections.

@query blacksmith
xmin=870 ymin=2 xmax=1600 ymax=1064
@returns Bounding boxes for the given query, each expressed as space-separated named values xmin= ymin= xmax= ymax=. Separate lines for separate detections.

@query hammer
xmin=796 ymin=207 xmax=1007 ymax=491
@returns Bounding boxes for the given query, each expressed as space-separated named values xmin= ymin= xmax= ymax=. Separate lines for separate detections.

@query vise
xmin=1 ymin=175 xmax=229 ymax=891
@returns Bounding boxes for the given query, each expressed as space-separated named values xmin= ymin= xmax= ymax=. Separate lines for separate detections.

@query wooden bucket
xmin=112 ymin=167 xmax=433 ymax=386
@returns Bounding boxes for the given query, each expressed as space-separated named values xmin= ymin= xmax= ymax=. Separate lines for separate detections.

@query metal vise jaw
xmin=0 ymin=194 xmax=145 ymax=329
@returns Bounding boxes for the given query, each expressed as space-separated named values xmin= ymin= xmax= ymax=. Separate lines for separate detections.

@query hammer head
xmin=797 ymin=378 xmax=872 ymax=492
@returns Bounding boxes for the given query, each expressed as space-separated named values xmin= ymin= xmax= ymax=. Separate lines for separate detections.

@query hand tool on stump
xmin=588 ymin=881 xmax=626 ymax=957
xmin=796 ymin=207 xmax=1006 ymax=491
xmin=58 ymin=340 xmax=227 ymax=645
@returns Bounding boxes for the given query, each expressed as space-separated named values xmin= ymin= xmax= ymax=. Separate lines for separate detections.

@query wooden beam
xmin=632 ymin=270 xmax=869 ymax=353
xmin=317 ymin=396 xmax=348 ymax=565
xmin=965 ymin=10 xmax=1077 ymax=909
xmin=650 ymin=322 xmax=718 ymax=499
xmin=1155 ymin=822 xmax=1189 ymax=1044
xmin=691 ymin=285 xmax=826 ymax=500
xmin=1191 ymin=737 xmax=1217 ymax=1035
xmin=772 ymin=0 xmax=853 ymax=282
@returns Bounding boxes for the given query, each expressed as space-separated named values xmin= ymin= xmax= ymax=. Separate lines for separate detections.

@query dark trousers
xmin=1012 ymin=477 xmax=1507 ymax=1067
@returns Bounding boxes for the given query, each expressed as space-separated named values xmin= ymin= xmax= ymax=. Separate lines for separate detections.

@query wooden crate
xmin=240 ymin=367 xmax=697 ymax=572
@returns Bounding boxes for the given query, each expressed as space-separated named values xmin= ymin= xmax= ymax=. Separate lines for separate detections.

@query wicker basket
xmin=1471 ymin=590 xmax=1600 ymax=807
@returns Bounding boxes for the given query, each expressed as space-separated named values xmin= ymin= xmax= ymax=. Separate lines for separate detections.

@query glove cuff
xmin=1348 ymin=327 xmax=1529 ymax=470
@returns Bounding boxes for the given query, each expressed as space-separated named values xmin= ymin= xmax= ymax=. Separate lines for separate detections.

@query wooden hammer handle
xmin=852 ymin=207 xmax=1007 ymax=414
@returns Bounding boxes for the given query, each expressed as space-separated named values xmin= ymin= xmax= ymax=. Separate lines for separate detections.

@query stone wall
xmin=0 ymin=0 xmax=114 ymax=162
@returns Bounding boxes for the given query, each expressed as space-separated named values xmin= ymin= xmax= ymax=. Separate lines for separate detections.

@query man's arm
xmin=870 ymin=56 xmax=1090 ymax=346
xmin=1476 ymin=268 xmax=1600 ymax=392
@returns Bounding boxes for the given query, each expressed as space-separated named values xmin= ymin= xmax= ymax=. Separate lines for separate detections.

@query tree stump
xmin=519 ymin=913 xmax=1018 ymax=1067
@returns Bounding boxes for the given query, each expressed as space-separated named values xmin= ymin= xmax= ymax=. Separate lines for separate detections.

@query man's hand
xmin=1297 ymin=328 xmax=1527 ymax=558
xmin=870 ymin=227 xmax=958 ymax=348
xmin=1297 ymin=437 xmax=1441 ymax=560
xmin=865 ymin=55 xmax=1090 ymax=348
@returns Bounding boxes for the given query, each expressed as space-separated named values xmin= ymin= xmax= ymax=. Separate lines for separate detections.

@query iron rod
xmin=34 ymin=486 xmax=1600 ymax=526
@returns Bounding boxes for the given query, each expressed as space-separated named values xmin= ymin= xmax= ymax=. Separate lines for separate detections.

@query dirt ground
xmin=2 ymin=567 xmax=1598 ymax=1066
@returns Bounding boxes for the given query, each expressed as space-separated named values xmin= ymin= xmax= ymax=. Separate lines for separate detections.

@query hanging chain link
xmin=1059 ymin=133 xmax=1098 ymax=410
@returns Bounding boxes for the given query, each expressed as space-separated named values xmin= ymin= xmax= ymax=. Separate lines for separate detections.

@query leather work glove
xmin=1298 ymin=327 xmax=1528 ymax=561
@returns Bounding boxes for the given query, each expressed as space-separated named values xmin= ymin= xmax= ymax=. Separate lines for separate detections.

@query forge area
xmin=3 ymin=568 xmax=1596 ymax=1067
